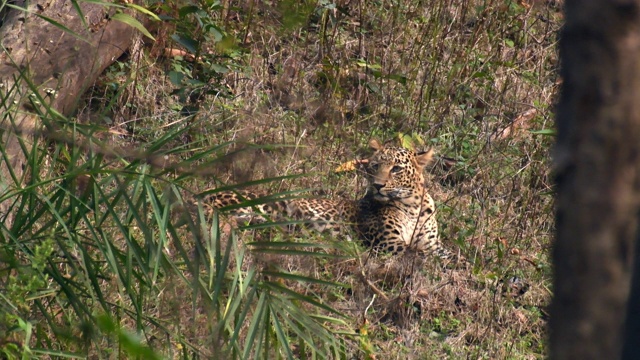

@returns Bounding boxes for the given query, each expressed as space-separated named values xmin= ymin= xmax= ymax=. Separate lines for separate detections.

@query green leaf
xmin=171 ymin=33 xmax=199 ymax=54
xmin=124 ymin=3 xmax=161 ymax=21
xmin=211 ymin=63 xmax=229 ymax=74
xmin=397 ymin=132 xmax=415 ymax=150
xmin=178 ymin=5 xmax=201 ymax=17
xmin=205 ymin=24 xmax=225 ymax=42
xmin=530 ymin=128 xmax=556 ymax=136
xmin=69 ymin=0 xmax=87 ymax=28
xmin=111 ymin=12 xmax=155 ymax=41
xmin=356 ymin=59 xmax=382 ymax=70
xmin=168 ymin=71 xmax=185 ymax=85
xmin=386 ymin=72 xmax=408 ymax=85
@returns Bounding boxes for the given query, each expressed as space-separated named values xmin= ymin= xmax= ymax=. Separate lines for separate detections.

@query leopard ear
xmin=416 ymin=148 xmax=435 ymax=167
xmin=369 ymin=139 xmax=384 ymax=151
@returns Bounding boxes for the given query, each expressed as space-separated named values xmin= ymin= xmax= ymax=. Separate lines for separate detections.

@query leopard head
xmin=365 ymin=139 xmax=434 ymax=204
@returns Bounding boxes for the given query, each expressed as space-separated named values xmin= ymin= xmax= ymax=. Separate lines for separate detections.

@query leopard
xmin=204 ymin=139 xmax=455 ymax=260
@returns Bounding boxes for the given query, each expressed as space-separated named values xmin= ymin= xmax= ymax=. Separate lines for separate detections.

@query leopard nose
xmin=372 ymin=183 xmax=384 ymax=191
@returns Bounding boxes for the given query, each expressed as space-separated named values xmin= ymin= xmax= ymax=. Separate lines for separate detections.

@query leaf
xmin=167 ymin=71 xmax=185 ymax=85
xmin=178 ymin=5 xmax=201 ymax=17
xmin=366 ymin=82 xmax=380 ymax=94
xmin=124 ymin=3 xmax=161 ymax=21
xmin=111 ymin=12 xmax=155 ymax=41
xmin=356 ymin=59 xmax=382 ymax=70
xmin=204 ymin=24 xmax=225 ymax=42
xmin=69 ymin=0 xmax=87 ymax=28
xmin=386 ymin=72 xmax=407 ymax=85
xmin=211 ymin=63 xmax=229 ymax=74
xmin=171 ymin=33 xmax=199 ymax=54
xmin=530 ymin=128 xmax=556 ymax=136
xmin=412 ymin=133 xmax=426 ymax=147
xmin=334 ymin=159 xmax=368 ymax=173
xmin=397 ymin=132 xmax=415 ymax=150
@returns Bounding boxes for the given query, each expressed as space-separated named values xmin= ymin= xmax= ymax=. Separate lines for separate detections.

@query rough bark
xmin=551 ymin=0 xmax=640 ymax=359
xmin=0 ymin=0 xmax=140 ymax=225
xmin=623 ymin=228 xmax=640 ymax=358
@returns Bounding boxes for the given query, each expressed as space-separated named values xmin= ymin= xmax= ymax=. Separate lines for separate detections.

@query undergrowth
xmin=0 ymin=0 xmax=559 ymax=358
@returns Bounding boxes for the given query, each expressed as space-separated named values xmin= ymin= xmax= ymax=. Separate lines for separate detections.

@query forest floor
xmin=6 ymin=0 xmax=561 ymax=358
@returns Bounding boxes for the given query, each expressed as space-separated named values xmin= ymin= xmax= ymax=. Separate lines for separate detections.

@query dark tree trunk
xmin=551 ymin=0 xmax=640 ymax=359
xmin=0 ymin=0 xmax=141 ymax=225
xmin=623 ymin=229 xmax=640 ymax=358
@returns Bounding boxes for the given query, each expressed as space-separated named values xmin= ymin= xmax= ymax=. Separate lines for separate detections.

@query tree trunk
xmin=0 ymin=0 xmax=141 ymax=225
xmin=551 ymin=1 xmax=640 ymax=359
xmin=622 ymin=229 xmax=640 ymax=358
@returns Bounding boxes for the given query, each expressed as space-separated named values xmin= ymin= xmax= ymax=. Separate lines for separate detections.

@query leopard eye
xmin=370 ymin=163 xmax=379 ymax=171
xmin=391 ymin=165 xmax=402 ymax=173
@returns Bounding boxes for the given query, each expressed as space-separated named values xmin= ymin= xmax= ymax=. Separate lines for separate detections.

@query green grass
xmin=0 ymin=0 xmax=559 ymax=358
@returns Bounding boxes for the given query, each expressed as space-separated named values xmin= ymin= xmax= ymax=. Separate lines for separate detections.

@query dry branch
xmin=489 ymin=108 xmax=537 ymax=142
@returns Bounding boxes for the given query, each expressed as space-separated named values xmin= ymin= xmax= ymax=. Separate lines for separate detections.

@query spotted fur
xmin=205 ymin=139 xmax=454 ymax=260
xmin=354 ymin=139 xmax=451 ymax=258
